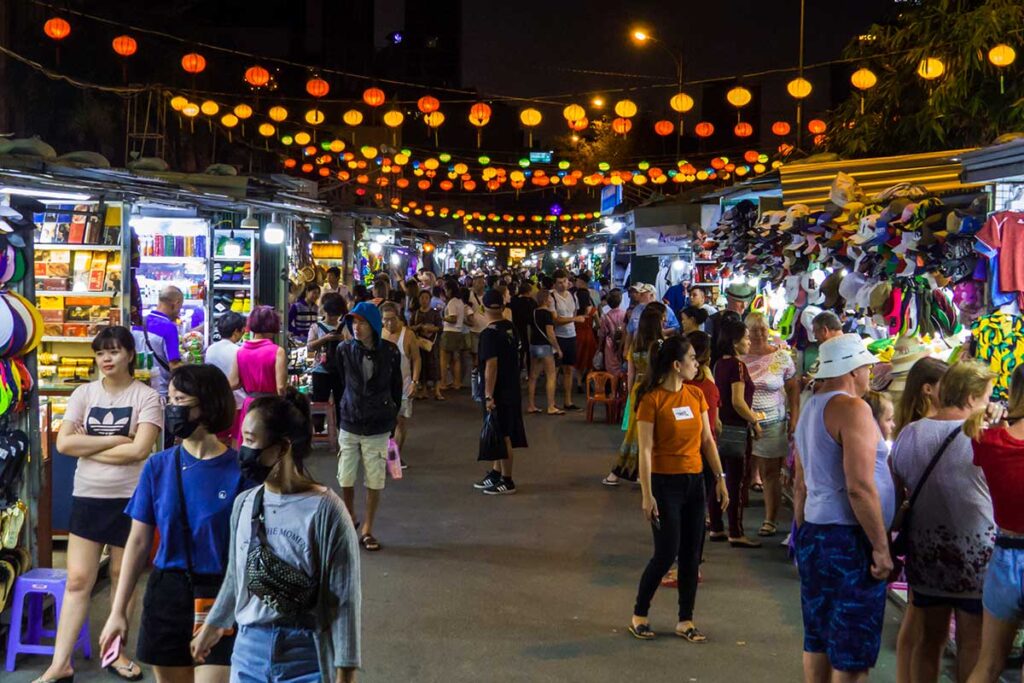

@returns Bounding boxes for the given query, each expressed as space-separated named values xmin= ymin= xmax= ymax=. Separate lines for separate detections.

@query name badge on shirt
xmin=672 ymin=406 xmax=694 ymax=421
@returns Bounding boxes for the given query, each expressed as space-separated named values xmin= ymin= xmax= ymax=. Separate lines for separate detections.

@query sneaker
xmin=473 ymin=469 xmax=502 ymax=489
xmin=400 ymin=459 xmax=409 ymax=470
xmin=483 ymin=478 xmax=517 ymax=495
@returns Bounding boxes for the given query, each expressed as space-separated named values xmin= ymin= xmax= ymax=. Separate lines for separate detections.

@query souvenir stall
xmin=312 ymin=241 xmax=345 ymax=274
xmin=353 ymin=226 xmax=398 ymax=284
xmin=436 ymin=239 xmax=491 ymax=274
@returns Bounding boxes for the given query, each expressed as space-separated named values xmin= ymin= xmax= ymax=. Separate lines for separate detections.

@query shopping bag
xmin=386 ymin=438 xmax=403 ymax=480
xmin=478 ymin=411 xmax=504 ymax=462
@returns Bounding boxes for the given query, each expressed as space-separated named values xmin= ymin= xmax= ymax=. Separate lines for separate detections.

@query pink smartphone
xmin=101 ymin=635 xmax=122 ymax=668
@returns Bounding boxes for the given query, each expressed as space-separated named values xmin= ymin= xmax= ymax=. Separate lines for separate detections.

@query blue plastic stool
xmin=5 ymin=568 xmax=91 ymax=672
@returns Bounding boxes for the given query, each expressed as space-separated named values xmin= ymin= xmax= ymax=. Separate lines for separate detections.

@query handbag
xmin=173 ymin=448 xmax=233 ymax=636
xmin=245 ymin=487 xmax=319 ymax=616
xmin=888 ymin=426 xmax=962 ymax=577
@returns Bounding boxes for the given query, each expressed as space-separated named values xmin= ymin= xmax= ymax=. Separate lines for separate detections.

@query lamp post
xmin=631 ymin=29 xmax=685 ymax=158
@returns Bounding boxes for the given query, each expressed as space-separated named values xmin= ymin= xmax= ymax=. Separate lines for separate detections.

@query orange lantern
xmin=771 ymin=121 xmax=791 ymax=136
xmin=417 ymin=95 xmax=440 ymax=113
xmin=464 ymin=180 xmax=477 ymax=191
xmin=306 ymin=77 xmax=330 ymax=98
xmin=807 ymin=119 xmax=827 ymax=134
xmin=611 ymin=117 xmax=632 ymax=135
xmin=181 ymin=53 xmax=206 ymax=74
xmin=363 ymin=87 xmax=386 ymax=107
xmin=469 ymin=102 xmax=492 ymax=126
xmin=112 ymin=35 xmax=137 ymax=57
xmin=654 ymin=120 xmax=674 ymax=136
xmin=743 ymin=150 xmax=759 ymax=163
xmin=44 ymin=17 xmax=71 ymax=41
xmin=245 ymin=66 xmax=270 ymax=87
xmin=569 ymin=117 xmax=589 ymax=131
xmin=734 ymin=122 xmax=753 ymax=137
xmin=417 ymin=180 xmax=431 ymax=191
xmin=694 ymin=121 xmax=714 ymax=138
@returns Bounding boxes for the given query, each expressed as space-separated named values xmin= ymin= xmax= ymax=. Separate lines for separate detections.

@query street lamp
xmin=629 ymin=27 xmax=685 ymax=156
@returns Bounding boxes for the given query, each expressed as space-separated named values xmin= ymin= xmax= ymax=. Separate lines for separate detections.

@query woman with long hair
xmin=409 ymin=289 xmax=445 ymax=400
xmin=965 ymin=364 xmax=1024 ymax=682
xmin=527 ymin=288 xmax=564 ymax=415
xmin=191 ymin=389 xmax=360 ymax=683
xmin=37 ymin=327 xmax=162 ymax=683
xmin=602 ymin=303 xmax=666 ymax=485
xmin=713 ymin=319 xmax=763 ymax=548
xmin=100 ymin=365 xmax=245 ymax=683
xmin=628 ymin=336 xmax=728 ymax=642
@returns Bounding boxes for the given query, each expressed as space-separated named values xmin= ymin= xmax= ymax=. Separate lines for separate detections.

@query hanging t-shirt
xmin=714 ymin=356 xmax=755 ymax=427
xmin=636 ymin=384 xmax=709 ymax=475
xmin=978 ymin=212 xmax=1024 ymax=300
xmin=63 ymin=379 xmax=164 ymax=498
xmin=970 ymin=312 xmax=1024 ymax=400
xmin=125 ymin=446 xmax=252 ymax=574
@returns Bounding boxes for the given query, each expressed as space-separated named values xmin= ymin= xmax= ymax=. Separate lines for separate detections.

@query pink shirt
xmin=237 ymin=339 xmax=281 ymax=395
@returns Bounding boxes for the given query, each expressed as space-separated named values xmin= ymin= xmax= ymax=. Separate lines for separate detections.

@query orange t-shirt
xmin=636 ymin=384 xmax=708 ymax=474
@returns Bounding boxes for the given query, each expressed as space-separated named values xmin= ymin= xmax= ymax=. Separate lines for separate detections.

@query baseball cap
xmin=482 ymin=289 xmax=505 ymax=309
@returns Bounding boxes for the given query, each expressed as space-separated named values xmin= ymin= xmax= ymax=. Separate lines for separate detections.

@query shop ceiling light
xmin=390 ymin=253 xmax=401 ymax=266
xmin=369 ymin=242 xmax=383 ymax=255
xmin=263 ymin=213 xmax=285 ymax=245
xmin=0 ymin=186 xmax=92 ymax=201
xmin=594 ymin=245 xmax=607 ymax=255
xmin=240 ymin=207 xmax=259 ymax=229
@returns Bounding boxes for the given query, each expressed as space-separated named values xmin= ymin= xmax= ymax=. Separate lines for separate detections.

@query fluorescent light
xmin=369 ymin=242 xmax=383 ymax=255
xmin=390 ymin=253 xmax=401 ymax=266
xmin=0 ymin=186 xmax=92 ymax=201
xmin=594 ymin=245 xmax=608 ymax=255
xmin=263 ymin=212 xmax=285 ymax=245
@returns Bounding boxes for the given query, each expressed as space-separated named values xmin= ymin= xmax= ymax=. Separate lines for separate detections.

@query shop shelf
xmin=140 ymin=255 xmax=206 ymax=263
xmin=41 ymin=336 xmax=94 ymax=343
xmin=214 ymin=256 xmax=253 ymax=262
xmin=34 ymin=290 xmax=117 ymax=298
xmin=35 ymin=244 xmax=121 ymax=252
xmin=213 ymin=283 xmax=251 ymax=289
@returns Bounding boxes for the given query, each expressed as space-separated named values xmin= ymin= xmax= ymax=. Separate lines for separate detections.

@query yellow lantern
xmin=361 ymin=146 xmax=378 ymax=159
xmin=268 ymin=106 xmax=288 ymax=122
xmin=383 ymin=110 xmax=404 ymax=128
xmin=258 ymin=123 xmax=275 ymax=137
xmin=613 ymin=99 xmax=637 ymax=118
xmin=304 ymin=109 xmax=325 ymax=125
xmin=726 ymin=86 xmax=752 ymax=108
xmin=519 ymin=108 xmax=542 ymax=127
xmin=563 ymin=103 xmax=585 ymax=121
xmin=233 ymin=103 xmax=253 ymax=119
xmin=343 ymin=109 xmax=364 ymax=126
xmin=850 ymin=68 xmax=877 ymax=90
xmin=170 ymin=95 xmax=188 ymax=111
xmin=200 ymin=100 xmax=219 ymax=116
xmin=182 ymin=102 xmax=200 ymax=118
xmin=989 ymin=43 xmax=1017 ymax=67
xmin=294 ymin=131 xmax=311 ymax=145
xmin=917 ymin=57 xmax=945 ymax=80
xmin=220 ymin=113 xmax=238 ymax=128
xmin=786 ymin=77 xmax=813 ymax=99
xmin=329 ymin=139 xmax=345 ymax=153
xmin=424 ymin=111 xmax=445 ymax=128
xmin=669 ymin=92 xmax=694 ymax=113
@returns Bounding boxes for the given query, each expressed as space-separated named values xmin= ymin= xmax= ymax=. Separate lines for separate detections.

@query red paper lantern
xmin=464 ymin=180 xmax=477 ymax=191
xmin=711 ymin=157 xmax=726 ymax=170
xmin=112 ymin=35 xmax=137 ymax=57
xmin=611 ymin=118 xmax=633 ymax=135
xmin=654 ymin=120 xmax=675 ymax=136
xmin=771 ymin=121 xmax=791 ymax=136
xmin=44 ymin=17 xmax=71 ymax=41
xmin=417 ymin=95 xmax=440 ymax=113
xmin=734 ymin=121 xmax=753 ymax=137
xmin=363 ymin=88 xmax=386 ymax=107
xmin=743 ymin=150 xmax=759 ymax=163
xmin=808 ymin=119 xmax=827 ymax=134
xmin=694 ymin=121 xmax=714 ymax=138
xmin=306 ymin=77 xmax=330 ymax=98
xmin=469 ymin=102 xmax=492 ymax=126
xmin=181 ymin=53 xmax=206 ymax=74
xmin=417 ymin=180 xmax=431 ymax=191
xmin=245 ymin=66 xmax=270 ymax=87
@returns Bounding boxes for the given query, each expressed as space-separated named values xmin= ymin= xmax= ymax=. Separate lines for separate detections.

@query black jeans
xmin=634 ymin=473 xmax=706 ymax=621
xmin=706 ymin=454 xmax=745 ymax=537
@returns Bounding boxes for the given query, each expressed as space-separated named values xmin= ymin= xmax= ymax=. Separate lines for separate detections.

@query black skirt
xmin=137 ymin=569 xmax=235 ymax=667
xmin=68 ymin=497 xmax=132 ymax=547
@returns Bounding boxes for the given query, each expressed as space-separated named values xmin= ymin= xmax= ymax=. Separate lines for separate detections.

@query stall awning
xmin=778 ymin=149 xmax=980 ymax=208
xmin=960 ymin=139 xmax=1024 ymax=183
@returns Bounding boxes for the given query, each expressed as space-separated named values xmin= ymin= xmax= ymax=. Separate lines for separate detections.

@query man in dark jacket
xmin=335 ymin=301 xmax=403 ymax=551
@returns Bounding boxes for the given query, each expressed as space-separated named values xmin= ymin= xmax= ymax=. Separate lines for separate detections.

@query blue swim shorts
xmin=796 ymin=522 xmax=887 ymax=673
xmin=982 ymin=543 xmax=1024 ymax=623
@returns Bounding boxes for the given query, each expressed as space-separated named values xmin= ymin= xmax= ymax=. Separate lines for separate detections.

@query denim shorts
xmin=983 ymin=543 xmax=1024 ymax=623
xmin=530 ymin=344 xmax=554 ymax=359
xmin=796 ymin=523 xmax=886 ymax=672
xmin=231 ymin=624 xmax=321 ymax=683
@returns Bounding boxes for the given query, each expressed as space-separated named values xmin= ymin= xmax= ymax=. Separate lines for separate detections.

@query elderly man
xmin=793 ymin=334 xmax=894 ymax=682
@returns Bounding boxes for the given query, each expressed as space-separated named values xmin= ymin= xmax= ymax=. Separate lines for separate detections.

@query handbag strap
xmin=173 ymin=446 xmax=195 ymax=578
xmin=142 ymin=319 xmax=172 ymax=373
xmin=904 ymin=425 xmax=962 ymax=512
xmin=250 ymin=485 xmax=269 ymax=546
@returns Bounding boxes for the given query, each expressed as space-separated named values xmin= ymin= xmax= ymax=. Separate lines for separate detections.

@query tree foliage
xmin=828 ymin=0 xmax=1024 ymax=158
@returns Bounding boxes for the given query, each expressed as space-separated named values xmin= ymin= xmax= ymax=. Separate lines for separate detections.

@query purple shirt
xmin=144 ymin=311 xmax=181 ymax=363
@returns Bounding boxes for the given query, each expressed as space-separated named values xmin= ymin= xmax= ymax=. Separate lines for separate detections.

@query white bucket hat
xmin=814 ymin=333 xmax=877 ymax=379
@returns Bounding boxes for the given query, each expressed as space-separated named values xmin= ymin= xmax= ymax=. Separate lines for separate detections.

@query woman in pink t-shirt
xmin=230 ymin=306 xmax=288 ymax=443
xmin=38 ymin=326 xmax=162 ymax=683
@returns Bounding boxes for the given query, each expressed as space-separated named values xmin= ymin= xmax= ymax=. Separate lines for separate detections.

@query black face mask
xmin=166 ymin=404 xmax=200 ymax=439
xmin=239 ymin=445 xmax=275 ymax=483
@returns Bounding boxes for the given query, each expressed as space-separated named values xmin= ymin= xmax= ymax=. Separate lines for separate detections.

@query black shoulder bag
xmin=889 ymin=426 xmax=962 ymax=573
xmin=173 ymin=447 xmax=233 ymax=636
xmin=245 ymin=486 xmax=319 ymax=616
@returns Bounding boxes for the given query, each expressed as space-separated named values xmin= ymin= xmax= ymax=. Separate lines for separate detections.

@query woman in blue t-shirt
xmin=100 ymin=364 xmax=249 ymax=683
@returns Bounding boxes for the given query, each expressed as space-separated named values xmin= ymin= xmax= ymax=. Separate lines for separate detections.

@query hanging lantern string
xmin=0 ymin=42 xmax=147 ymax=94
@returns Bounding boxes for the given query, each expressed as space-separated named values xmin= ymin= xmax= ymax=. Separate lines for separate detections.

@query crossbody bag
xmin=245 ymin=486 xmax=319 ymax=616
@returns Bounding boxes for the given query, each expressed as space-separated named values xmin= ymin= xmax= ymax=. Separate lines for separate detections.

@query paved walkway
xmin=11 ymin=391 xmax=912 ymax=682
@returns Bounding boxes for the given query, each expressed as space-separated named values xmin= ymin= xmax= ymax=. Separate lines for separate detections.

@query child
xmin=865 ymin=390 xmax=896 ymax=447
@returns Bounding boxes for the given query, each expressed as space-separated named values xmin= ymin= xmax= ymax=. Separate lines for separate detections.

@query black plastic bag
xmin=478 ymin=410 xmax=504 ymax=462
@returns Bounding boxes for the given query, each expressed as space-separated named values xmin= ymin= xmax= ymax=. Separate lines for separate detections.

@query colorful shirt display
xmin=970 ymin=312 xmax=1024 ymax=400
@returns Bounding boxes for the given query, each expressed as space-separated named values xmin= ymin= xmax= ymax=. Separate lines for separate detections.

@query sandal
xmin=546 ymin=408 xmax=566 ymax=416
xmin=751 ymin=483 xmax=764 ymax=493
xmin=675 ymin=626 xmax=708 ymax=643
xmin=709 ymin=532 xmax=728 ymax=542
xmin=106 ymin=661 xmax=143 ymax=682
xmin=563 ymin=404 xmax=580 ymax=411
xmin=628 ymin=622 xmax=656 ymax=640
xmin=758 ymin=521 xmax=778 ymax=537
xmin=360 ymin=534 xmax=381 ymax=551
xmin=601 ymin=476 xmax=621 ymax=487
xmin=527 ymin=408 xmax=542 ymax=414
xmin=729 ymin=537 xmax=762 ymax=548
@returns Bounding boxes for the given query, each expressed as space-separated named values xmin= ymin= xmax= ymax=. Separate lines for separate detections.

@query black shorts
xmin=912 ymin=589 xmax=984 ymax=615
xmin=68 ymin=496 xmax=132 ymax=547
xmin=137 ymin=569 xmax=235 ymax=667
xmin=557 ymin=336 xmax=577 ymax=366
